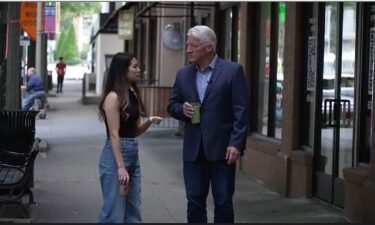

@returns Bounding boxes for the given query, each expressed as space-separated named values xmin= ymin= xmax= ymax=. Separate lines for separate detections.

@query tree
xmin=60 ymin=2 xmax=101 ymax=31
xmin=55 ymin=2 xmax=101 ymax=64
xmin=55 ymin=25 xmax=80 ymax=65
xmin=56 ymin=2 xmax=101 ymax=64
xmin=54 ymin=29 xmax=66 ymax=60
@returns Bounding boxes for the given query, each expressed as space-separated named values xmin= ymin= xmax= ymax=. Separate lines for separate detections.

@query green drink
xmin=191 ymin=102 xmax=201 ymax=124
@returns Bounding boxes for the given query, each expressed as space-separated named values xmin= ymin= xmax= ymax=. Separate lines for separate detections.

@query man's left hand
xmin=226 ymin=146 xmax=241 ymax=165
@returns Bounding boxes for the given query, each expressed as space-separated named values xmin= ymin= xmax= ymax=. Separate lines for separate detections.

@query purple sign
xmin=44 ymin=6 xmax=55 ymax=39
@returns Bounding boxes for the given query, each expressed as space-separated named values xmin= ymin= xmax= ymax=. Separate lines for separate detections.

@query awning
xmin=135 ymin=2 xmax=215 ymax=19
xmin=90 ymin=2 xmax=136 ymax=43
xmin=90 ymin=2 xmax=216 ymax=43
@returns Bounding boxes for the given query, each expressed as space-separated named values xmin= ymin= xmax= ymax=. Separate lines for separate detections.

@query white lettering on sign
xmin=118 ymin=10 xmax=134 ymax=40
xmin=307 ymin=36 xmax=316 ymax=92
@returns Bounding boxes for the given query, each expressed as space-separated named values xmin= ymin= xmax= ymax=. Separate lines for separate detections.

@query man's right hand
xmin=183 ymin=102 xmax=194 ymax=118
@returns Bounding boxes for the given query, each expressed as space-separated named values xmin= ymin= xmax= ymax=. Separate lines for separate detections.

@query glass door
xmin=314 ymin=2 xmax=356 ymax=208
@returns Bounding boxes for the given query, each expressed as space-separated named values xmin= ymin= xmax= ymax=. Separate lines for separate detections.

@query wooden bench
xmin=0 ymin=140 xmax=39 ymax=216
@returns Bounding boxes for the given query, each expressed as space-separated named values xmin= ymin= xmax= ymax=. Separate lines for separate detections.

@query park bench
xmin=0 ymin=141 xmax=39 ymax=216
xmin=0 ymin=110 xmax=40 ymax=216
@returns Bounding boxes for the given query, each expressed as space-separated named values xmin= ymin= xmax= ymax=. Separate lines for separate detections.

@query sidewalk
xmin=8 ymin=80 xmax=348 ymax=223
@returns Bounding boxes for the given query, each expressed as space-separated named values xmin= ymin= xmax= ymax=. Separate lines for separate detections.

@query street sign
xmin=20 ymin=36 xmax=30 ymax=46
xmin=45 ymin=2 xmax=56 ymax=7
xmin=20 ymin=2 xmax=45 ymax=41
xmin=44 ymin=3 xmax=56 ymax=39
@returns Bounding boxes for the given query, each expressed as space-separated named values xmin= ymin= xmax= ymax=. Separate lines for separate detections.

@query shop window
xmin=105 ymin=55 xmax=114 ymax=72
xmin=223 ymin=9 xmax=232 ymax=60
xmin=256 ymin=2 xmax=285 ymax=139
xmin=201 ymin=14 xmax=210 ymax=26
xmin=219 ymin=4 xmax=240 ymax=62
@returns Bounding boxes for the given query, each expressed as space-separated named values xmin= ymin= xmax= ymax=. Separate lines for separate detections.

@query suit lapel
xmin=202 ymin=57 xmax=224 ymax=105
xmin=188 ymin=65 xmax=200 ymax=102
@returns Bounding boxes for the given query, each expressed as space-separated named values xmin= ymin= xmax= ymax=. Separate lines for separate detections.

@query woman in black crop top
xmin=97 ymin=52 xmax=162 ymax=223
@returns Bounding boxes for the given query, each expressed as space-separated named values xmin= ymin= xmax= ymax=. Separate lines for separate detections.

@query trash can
xmin=0 ymin=110 xmax=39 ymax=154
xmin=47 ymin=71 xmax=52 ymax=90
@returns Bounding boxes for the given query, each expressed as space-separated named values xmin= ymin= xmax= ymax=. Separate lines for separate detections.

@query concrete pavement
xmin=1 ymin=80 xmax=349 ymax=223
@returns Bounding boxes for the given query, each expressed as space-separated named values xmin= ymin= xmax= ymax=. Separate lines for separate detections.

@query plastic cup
xmin=119 ymin=183 xmax=129 ymax=196
xmin=191 ymin=102 xmax=201 ymax=124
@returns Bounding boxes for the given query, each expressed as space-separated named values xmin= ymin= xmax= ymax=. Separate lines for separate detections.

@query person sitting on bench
xmin=21 ymin=67 xmax=45 ymax=110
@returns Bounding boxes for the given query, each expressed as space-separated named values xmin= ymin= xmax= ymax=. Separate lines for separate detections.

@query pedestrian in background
xmin=21 ymin=67 xmax=45 ymax=110
xmin=55 ymin=56 xmax=66 ymax=93
xmin=98 ymin=52 xmax=162 ymax=223
xmin=167 ymin=25 xmax=249 ymax=223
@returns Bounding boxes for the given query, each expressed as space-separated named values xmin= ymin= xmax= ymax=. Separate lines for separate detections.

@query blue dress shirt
xmin=196 ymin=55 xmax=217 ymax=103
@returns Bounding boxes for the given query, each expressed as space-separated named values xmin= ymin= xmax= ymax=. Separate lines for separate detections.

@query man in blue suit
xmin=167 ymin=25 xmax=249 ymax=223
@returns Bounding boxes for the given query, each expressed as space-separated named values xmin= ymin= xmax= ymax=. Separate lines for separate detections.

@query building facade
xmin=91 ymin=2 xmax=375 ymax=222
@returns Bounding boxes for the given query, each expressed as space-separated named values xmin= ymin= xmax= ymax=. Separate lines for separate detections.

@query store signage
xmin=368 ymin=5 xmax=375 ymax=109
xmin=118 ymin=10 xmax=134 ymax=40
xmin=20 ymin=2 xmax=45 ymax=41
xmin=307 ymin=36 xmax=316 ymax=92
xmin=19 ymin=36 xmax=30 ymax=46
xmin=44 ymin=1 xmax=56 ymax=39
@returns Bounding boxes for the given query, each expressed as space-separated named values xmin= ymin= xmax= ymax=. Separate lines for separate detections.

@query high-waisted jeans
xmin=98 ymin=138 xmax=142 ymax=223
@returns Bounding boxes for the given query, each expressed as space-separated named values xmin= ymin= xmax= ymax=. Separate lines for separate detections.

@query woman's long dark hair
xmin=98 ymin=52 xmax=145 ymax=121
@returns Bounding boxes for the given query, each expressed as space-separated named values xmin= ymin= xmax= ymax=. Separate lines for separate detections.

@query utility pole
xmin=35 ymin=1 xmax=42 ymax=76
xmin=5 ymin=2 xmax=21 ymax=110
xmin=41 ymin=33 xmax=48 ymax=93
xmin=36 ymin=2 xmax=48 ymax=93
xmin=0 ymin=4 xmax=8 ymax=110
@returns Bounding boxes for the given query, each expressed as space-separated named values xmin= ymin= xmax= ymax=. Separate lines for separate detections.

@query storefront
xmin=240 ymin=2 xmax=374 ymax=222
xmin=107 ymin=2 xmax=374 ymax=222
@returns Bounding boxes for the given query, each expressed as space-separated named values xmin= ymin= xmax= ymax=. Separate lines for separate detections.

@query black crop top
xmin=105 ymin=89 xmax=140 ymax=138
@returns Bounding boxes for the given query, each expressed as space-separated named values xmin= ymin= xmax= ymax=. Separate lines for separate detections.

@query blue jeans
xmin=22 ymin=90 xmax=45 ymax=110
xmin=98 ymin=138 xmax=142 ymax=223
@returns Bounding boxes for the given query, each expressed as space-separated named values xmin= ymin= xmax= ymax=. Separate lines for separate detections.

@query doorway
xmin=314 ymin=2 xmax=357 ymax=208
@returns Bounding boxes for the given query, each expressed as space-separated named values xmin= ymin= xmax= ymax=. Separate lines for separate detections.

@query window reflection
xmin=338 ymin=2 xmax=356 ymax=178
xmin=257 ymin=3 xmax=271 ymax=136
xmin=275 ymin=3 xmax=285 ymax=139
xmin=320 ymin=2 xmax=338 ymax=175
xmin=257 ymin=3 xmax=284 ymax=139
xmin=320 ymin=2 xmax=356 ymax=177
xmin=224 ymin=9 xmax=232 ymax=60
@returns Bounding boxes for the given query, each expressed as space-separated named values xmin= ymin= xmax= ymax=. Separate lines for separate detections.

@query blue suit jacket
xmin=167 ymin=56 xmax=249 ymax=162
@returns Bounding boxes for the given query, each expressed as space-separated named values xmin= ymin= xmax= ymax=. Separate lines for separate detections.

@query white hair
xmin=28 ymin=67 xmax=36 ymax=75
xmin=187 ymin=25 xmax=217 ymax=49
